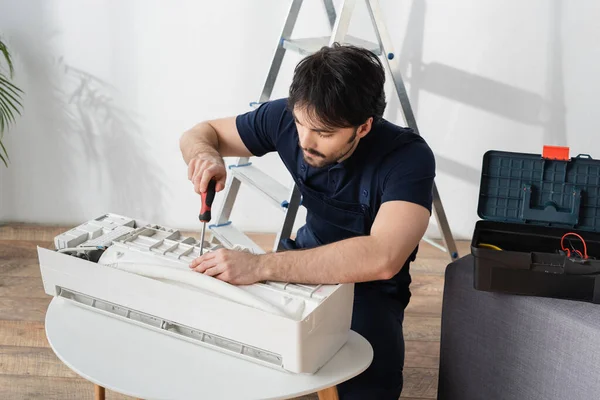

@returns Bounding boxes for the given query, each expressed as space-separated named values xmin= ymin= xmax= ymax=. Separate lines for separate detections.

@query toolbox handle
xmin=575 ymin=154 xmax=592 ymax=159
xmin=521 ymin=184 xmax=581 ymax=226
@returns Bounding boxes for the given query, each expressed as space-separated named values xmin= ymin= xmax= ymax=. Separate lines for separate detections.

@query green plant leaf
xmin=0 ymin=138 xmax=8 ymax=167
xmin=0 ymin=39 xmax=23 ymax=167
xmin=0 ymin=87 xmax=22 ymax=116
xmin=0 ymin=74 xmax=23 ymax=127
xmin=0 ymin=73 xmax=23 ymax=90
xmin=0 ymin=99 xmax=14 ymax=125
xmin=0 ymin=75 xmax=24 ymax=98
xmin=0 ymin=40 xmax=14 ymax=77
xmin=0 ymin=106 xmax=15 ymax=129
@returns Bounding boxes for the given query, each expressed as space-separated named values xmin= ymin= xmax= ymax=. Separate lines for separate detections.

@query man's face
xmin=292 ymin=106 xmax=372 ymax=168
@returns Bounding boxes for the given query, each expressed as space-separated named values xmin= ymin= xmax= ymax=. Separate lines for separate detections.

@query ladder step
xmin=229 ymin=163 xmax=290 ymax=210
xmin=209 ymin=222 xmax=266 ymax=255
xmin=282 ymin=36 xmax=381 ymax=56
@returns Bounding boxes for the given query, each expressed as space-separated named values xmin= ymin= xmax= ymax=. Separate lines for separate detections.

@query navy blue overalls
xmin=280 ymin=132 xmax=420 ymax=400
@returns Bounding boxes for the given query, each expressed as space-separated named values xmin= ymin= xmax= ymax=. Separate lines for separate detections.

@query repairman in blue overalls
xmin=180 ymin=43 xmax=435 ymax=400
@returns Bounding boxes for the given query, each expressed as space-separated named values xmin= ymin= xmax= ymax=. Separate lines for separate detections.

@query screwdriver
xmin=199 ymin=179 xmax=217 ymax=255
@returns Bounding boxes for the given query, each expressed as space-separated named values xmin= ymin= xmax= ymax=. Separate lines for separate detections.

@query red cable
xmin=560 ymin=232 xmax=588 ymax=259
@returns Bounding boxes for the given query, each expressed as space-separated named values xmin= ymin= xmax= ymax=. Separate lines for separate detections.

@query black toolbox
xmin=471 ymin=146 xmax=600 ymax=303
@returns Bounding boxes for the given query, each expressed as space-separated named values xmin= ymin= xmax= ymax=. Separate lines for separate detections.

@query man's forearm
xmin=259 ymin=236 xmax=398 ymax=284
xmin=179 ymin=122 xmax=221 ymax=165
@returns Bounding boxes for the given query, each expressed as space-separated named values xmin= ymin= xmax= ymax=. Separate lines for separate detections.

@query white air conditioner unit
xmin=37 ymin=213 xmax=354 ymax=374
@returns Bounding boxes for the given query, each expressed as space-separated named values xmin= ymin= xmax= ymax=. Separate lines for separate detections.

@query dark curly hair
xmin=288 ymin=42 xmax=386 ymax=129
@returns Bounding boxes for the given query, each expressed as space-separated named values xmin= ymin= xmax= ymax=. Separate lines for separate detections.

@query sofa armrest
xmin=438 ymin=255 xmax=600 ymax=400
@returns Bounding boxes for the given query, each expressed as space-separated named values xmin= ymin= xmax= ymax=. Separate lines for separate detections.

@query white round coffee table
xmin=45 ymin=297 xmax=373 ymax=400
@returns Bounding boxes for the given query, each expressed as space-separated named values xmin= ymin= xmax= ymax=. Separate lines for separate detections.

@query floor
xmin=0 ymin=223 xmax=471 ymax=399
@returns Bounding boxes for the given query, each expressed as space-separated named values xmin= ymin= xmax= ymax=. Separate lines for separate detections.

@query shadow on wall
xmin=59 ymin=60 xmax=168 ymax=223
xmin=4 ymin=30 xmax=84 ymax=220
xmin=4 ymin=29 xmax=167 ymax=224
xmin=384 ymin=0 xmax=567 ymax=187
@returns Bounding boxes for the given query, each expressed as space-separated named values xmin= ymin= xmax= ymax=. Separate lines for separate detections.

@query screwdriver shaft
xmin=200 ymin=223 xmax=206 ymax=255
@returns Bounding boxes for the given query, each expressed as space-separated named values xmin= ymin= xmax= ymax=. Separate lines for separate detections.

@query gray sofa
xmin=438 ymin=255 xmax=600 ymax=400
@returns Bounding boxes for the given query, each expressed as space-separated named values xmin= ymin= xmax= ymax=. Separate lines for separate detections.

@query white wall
xmin=0 ymin=0 xmax=598 ymax=242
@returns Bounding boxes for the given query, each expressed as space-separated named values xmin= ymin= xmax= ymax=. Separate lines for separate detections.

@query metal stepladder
xmin=210 ymin=0 xmax=459 ymax=261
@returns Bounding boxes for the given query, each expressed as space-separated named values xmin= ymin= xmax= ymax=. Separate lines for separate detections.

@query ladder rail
xmin=215 ymin=157 xmax=248 ymax=226
xmin=322 ymin=0 xmax=337 ymax=29
xmin=365 ymin=0 xmax=418 ymax=131
xmin=273 ymin=184 xmax=302 ymax=253
xmin=258 ymin=0 xmax=304 ymax=104
xmin=432 ymin=183 xmax=459 ymax=259
xmin=329 ymin=0 xmax=356 ymax=45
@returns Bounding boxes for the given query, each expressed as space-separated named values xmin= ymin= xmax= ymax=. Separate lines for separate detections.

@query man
xmin=179 ymin=43 xmax=435 ymax=400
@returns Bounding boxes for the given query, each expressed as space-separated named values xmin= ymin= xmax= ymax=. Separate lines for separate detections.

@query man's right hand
xmin=180 ymin=117 xmax=255 ymax=194
xmin=188 ymin=153 xmax=227 ymax=194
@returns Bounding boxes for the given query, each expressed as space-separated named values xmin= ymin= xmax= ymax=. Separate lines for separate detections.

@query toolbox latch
xmin=542 ymin=145 xmax=570 ymax=161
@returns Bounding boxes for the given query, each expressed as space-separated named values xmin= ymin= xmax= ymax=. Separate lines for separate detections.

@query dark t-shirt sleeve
xmin=235 ymin=98 xmax=289 ymax=157
xmin=381 ymin=141 xmax=436 ymax=214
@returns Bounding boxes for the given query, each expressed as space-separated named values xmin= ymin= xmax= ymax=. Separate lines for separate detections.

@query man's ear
xmin=356 ymin=117 xmax=373 ymax=139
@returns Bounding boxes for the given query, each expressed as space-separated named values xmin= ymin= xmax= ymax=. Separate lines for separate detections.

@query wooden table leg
xmin=94 ymin=384 xmax=105 ymax=400
xmin=317 ymin=386 xmax=339 ymax=400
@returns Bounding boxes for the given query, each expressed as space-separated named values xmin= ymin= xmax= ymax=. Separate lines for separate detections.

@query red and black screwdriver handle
xmin=199 ymin=179 xmax=217 ymax=223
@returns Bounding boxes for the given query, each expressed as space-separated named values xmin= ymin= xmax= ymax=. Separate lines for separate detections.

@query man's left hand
xmin=189 ymin=248 xmax=264 ymax=285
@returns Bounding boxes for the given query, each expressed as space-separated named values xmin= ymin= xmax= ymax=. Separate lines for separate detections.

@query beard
xmin=301 ymin=128 xmax=358 ymax=168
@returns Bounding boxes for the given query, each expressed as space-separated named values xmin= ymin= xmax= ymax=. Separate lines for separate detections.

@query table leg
xmin=317 ymin=386 xmax=339 ymax=400
xmin=94 ymin=385 xmax=105 ymax=400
